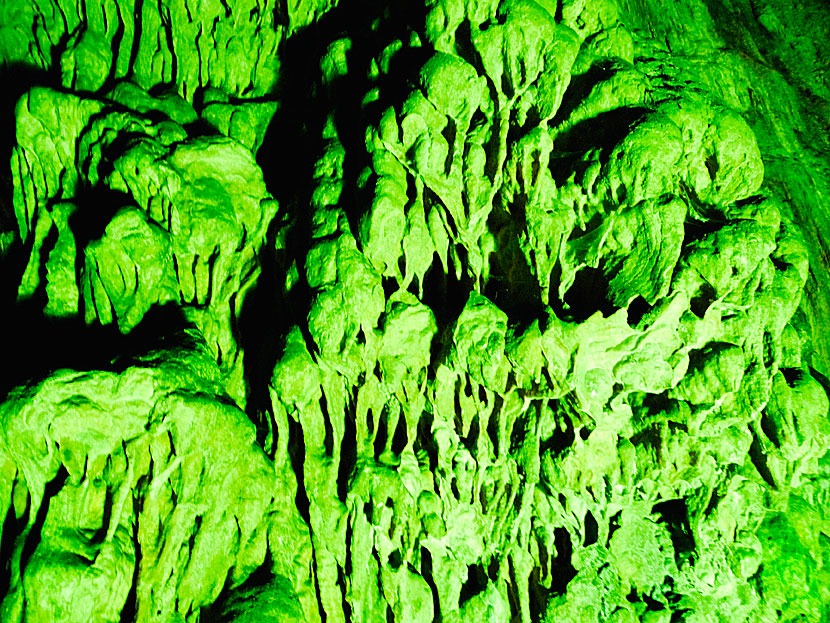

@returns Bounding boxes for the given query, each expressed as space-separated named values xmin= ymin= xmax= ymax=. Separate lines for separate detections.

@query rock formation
xmin=0 ymin=0 xmax=829 ymax=621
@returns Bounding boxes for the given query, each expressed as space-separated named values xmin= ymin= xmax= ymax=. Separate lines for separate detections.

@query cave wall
xmin=615 ymin=0 xmax=830 ymax=379
xmin=1 ymin=1 xmax=829 ymax=622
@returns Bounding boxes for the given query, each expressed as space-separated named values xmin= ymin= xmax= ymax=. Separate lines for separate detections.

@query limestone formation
xmin=1 ymin=0 xmax=829 ymax=622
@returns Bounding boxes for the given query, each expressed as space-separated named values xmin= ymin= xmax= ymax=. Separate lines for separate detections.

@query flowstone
xmin=1 ymin=0 xmax=830 ymax=622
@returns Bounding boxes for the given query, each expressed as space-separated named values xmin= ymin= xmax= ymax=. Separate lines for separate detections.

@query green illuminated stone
xmin=1 ymin=0 xmax=830 ymax=622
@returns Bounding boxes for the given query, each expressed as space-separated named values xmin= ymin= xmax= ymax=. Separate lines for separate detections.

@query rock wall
xmin=0 ymin=1 xmax=829 ymax=622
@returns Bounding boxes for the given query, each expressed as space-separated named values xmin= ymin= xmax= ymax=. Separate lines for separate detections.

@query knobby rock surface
xmin=0 ymin=0 xmax=829 ymax=622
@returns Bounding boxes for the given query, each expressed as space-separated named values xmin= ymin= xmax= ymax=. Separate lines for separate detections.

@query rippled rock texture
xmin=1 ymin=0 xmax=829 ymax=622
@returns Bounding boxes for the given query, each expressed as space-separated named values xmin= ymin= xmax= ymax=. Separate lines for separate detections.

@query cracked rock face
xmin=1 ymin=0 xmax=830 ymax=622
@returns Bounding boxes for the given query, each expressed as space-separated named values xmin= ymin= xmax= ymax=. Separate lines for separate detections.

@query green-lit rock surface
xmin=1 ymin=0 xmax=829 ymax=622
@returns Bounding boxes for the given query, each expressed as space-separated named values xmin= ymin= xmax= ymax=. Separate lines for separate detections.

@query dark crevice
xmin=682 ymin=217 xmax=722 ymax=247
xmin=652 ymin=498 xmax=696 ymax=567
xmin=671 ymin=608 xmax=691 ymax=623
xmin=420 ymin=546 xmax=441 ymax=622
xmin=200 ymin=549 xmax=284 ymax=622
xmin=529 ymin=564 xmax=554 ymax=621
xmin=68 ymin=186 xmax=133 ymax=248
xmin=321 ymin=391 xmax=334 ymax=456
xmin=781 ymin=367 xmax=803 ymax=387
xmin=119 ymin=492 xmax=141 ymax=623
xmin=487 ymin=395 xmax=502 ymax=457
xmin=549 ymin=106 xmax=650 ymax=185
xmin=607 ymin=510 xmax=622 ymax=547
xmin=550 ymin=527 xmax=577 ymax=595
xmin=488 ymin=557 xmax=499 ymax=582
xmin=483 ymin=204 xmax=546 ymax=322
xmin=0 ymin=484 xmax=26 ymax=607
xmin=239 ymin=209 xmax=300 ymax=447
xmin=313 ymin=547 xmax=329 ymax=623
xmin=808 ymin=368 xmax=830 ymax=415
xmin=414 ymin=409 xmax=438 ymax=472
xmin=762 ymin=330 xmax=775 ymax=369
xmin=583 ymin=510 xmax=598 ymax=546
xmin=20 ymin=465 xmax=68 ymax=572
xmin=390 ymin=409 xmax=408 ymax=456
xmin=459 ymin=562 xmax=488 ymax=605
xmin=690 ymin=282 xmax=716 ymax=319
xmin=644 ymin=593 xmax=666 ymax=611
xmin=540 ymin=405 xmax=575 ymax=458
xmin=0 ymin=302 xmax=195 ymax=401
xmin=510 ymin=412 xmax=529 ymax=454
xmin=627 ymin=295 xmax=651 ymax=327
xmin=748 ymin=429 xmax=777 ymax=488
xmin=557 ymin=266 xmax=619 ymax=322
xmin=759 ymin=410 xmax=781 ymax=447
xmin=288 ymin=415 xmax=311 ymax=524
xmin=373 ymin=403 xmax=390 ymax=461
xmin=420 ymin=251 xmax=470 ymax=331
xmin=388 ymin=549 xmax=402 ymax=570
xmin=338 ymin=564 xmax=353 ymax=623
xmin=460 ymin=414 xmax=480 ymax=458
xmin=551 ymin=61 xmax=626 ymax=128
xmin=337 ymin=398 xmax=357 ymax=502
xmin=704 ymin=153 xmax=719 ymax=179
xmin=505 ymin=556 xmax=521 ymax=620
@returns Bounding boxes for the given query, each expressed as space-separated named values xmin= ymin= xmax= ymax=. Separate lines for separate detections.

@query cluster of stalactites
xmin=265 ymin=1 xmax=829 ymax=622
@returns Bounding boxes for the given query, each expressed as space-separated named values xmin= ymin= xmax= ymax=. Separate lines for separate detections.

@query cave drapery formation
xmin=0 ymin=0 xmax=829 ymax=621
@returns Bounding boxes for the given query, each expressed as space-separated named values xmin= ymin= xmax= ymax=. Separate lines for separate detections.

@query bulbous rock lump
xmin=1 ymin=0 xmax=830 ymax=622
